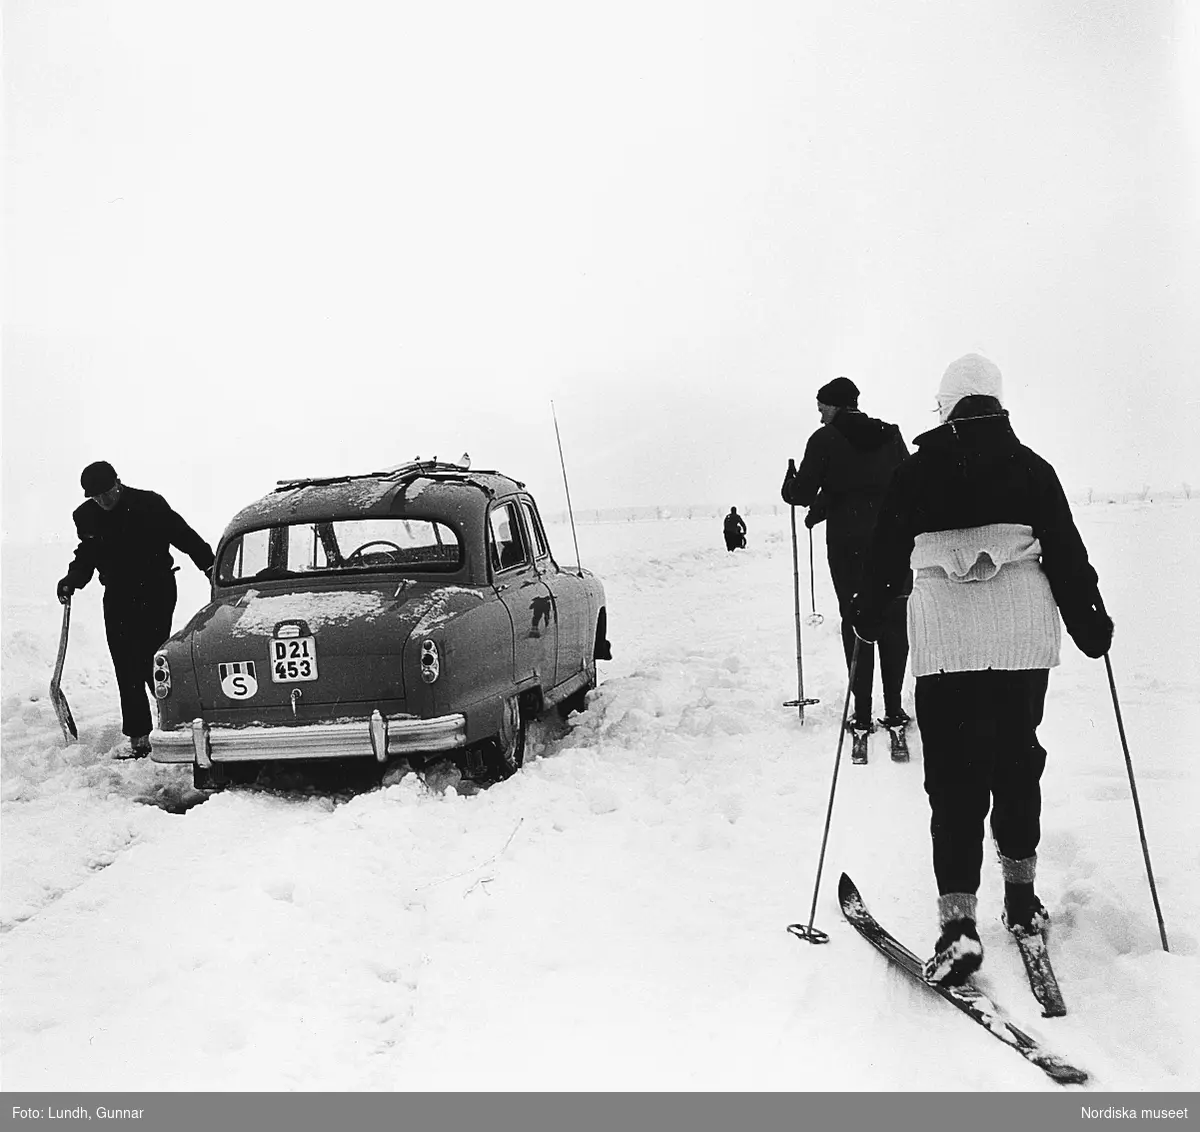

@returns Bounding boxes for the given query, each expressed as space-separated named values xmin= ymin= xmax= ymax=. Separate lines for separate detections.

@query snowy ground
xmin=1 ymin=503 xmax=1197 ymax=1091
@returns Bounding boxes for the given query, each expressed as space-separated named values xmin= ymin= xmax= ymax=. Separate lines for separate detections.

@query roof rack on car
xmin=272 ymin=458 xmax=522 ymax=493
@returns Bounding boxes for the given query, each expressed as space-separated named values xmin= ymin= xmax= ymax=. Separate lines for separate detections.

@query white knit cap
xmin=937 ymin=354 xmax=1004 ymax=422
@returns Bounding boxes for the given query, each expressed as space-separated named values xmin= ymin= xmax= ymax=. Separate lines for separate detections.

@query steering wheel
xmin=345 ymin=540 xmax=404 ymax=563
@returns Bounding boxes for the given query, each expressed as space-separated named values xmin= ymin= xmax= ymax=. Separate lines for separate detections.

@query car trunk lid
xmin=188 ymin=580 xmax=479 ymax=724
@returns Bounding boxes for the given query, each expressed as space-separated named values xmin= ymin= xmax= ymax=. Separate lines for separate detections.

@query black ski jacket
xmin=852 ymin=408 xmax=1111 ymax=657
xmin=781 ymin=410 xmax=909 ymax=543
xmin=64 ymin=485 xmax=215 ymax=593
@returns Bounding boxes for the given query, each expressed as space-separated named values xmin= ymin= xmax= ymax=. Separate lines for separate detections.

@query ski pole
xmin=783 ymin=504 xmax=819 ymax=721
xmin=788 ymin=637 xmax=860 ymax=944
xmin=1103 ymin=653 xmax=1169 ymax=952
xmin=806 ymin=525 xmax=823 ymax=626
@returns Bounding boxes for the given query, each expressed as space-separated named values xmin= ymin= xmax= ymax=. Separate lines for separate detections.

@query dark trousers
xmin=103 ymin=575 xmax=177 ymax=737
xmin=724 ymin=531 xmax=745 ymax=551
xmin=827 ymin=539 xmax=908 ymax=725
xmin=916 ymin=669 xmax=1050 ymax=896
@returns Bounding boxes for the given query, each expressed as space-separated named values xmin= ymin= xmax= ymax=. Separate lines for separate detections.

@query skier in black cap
xmin=781 ymin=377 xmax=911 ymax=764
xmin=57 ymin=462 xmax=215 ymax=758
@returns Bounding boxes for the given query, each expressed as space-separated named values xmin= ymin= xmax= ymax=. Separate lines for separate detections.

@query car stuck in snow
xmin=149 ymin=460 xmax=610 ymax=788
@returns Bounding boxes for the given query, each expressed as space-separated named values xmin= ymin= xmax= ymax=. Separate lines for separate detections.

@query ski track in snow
xmin=1 ymin=506 xmax=1198 ymax=1090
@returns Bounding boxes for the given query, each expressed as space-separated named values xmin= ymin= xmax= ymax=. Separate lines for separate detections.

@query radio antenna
xmin=551 ymin=401 xmax=584 ymax=576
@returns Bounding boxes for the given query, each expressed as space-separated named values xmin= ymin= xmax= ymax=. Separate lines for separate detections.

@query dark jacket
xmin=723 ymin=512 xmax=746 ymax=535
xmin=65 ymin=485 xmax=215 ymax=593
xmin=781 ymin=410 xmax=909 ymax=542
xmin=853 ymin=408 xmax=1111 ymax=657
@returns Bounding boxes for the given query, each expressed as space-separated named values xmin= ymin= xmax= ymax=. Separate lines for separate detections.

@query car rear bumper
xmin=149 ymin=710 xmax=467 ymax=766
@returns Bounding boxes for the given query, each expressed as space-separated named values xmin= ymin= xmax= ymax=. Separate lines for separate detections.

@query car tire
xmin=480 ymin=696 xmax=526 ymax=781
xmin=556 ymin=686 xmax=589 ymax=720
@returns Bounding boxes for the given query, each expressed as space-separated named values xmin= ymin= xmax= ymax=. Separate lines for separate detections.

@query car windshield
xmin=217 ymin=518 xmax=462 ymax=584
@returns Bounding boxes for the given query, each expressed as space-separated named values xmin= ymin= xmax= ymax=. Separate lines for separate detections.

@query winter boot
xmin=877 ymin=711 xmax=911 ymax=761
xmin=116 ymin=735 xmax=151 ymax=760
xmin=923 ymin=893 xmax=983 ymax=986
xmin=997 ymin=854 xmax=1050 ymax=937
xmin=850 ymin=726 xmax=871 ymax=765
xmin=1001 ymin=882 xmax=1051 ymax=939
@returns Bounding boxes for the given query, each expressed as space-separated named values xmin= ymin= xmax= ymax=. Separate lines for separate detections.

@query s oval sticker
xmin=218 ymin=661 xmax=259 ymax=699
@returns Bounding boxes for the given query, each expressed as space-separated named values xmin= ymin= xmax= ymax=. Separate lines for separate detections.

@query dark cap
xmin=80 ymin=461 xmax=118 ymax=496
xmin=816 ymin=377 xmax=859 ymax=408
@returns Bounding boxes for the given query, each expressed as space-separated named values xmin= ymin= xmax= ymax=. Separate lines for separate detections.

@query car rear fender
xmin=403 ymin=596 xmax=517 ymax=740
xmin=153 ymin=628 xmax=204 ymax=730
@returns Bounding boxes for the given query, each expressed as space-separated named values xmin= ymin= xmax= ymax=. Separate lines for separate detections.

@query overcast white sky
xmin=4 ymin=0 xmax=1199 ymax=546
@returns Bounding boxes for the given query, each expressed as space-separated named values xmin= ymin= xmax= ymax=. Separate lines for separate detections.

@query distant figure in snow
xmin=57 ymin=461 xmax=215 ymax=759
xmin=850 ymin=355 xmax=1113 ymax=986
xmin=723 ymin=507 xmax=747 ymax=551
xmin=781 ymin=376 xmax=911 ymax=756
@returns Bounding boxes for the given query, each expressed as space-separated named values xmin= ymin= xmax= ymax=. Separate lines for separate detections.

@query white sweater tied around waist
xmin=907 ymin=523 xmax=1061 ymax=676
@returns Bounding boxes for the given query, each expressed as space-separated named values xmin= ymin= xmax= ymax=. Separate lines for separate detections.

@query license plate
xmin=269 ymin=636 xmax=319 ymax=682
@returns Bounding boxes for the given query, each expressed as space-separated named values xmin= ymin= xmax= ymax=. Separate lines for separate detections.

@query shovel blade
xmin=51 ymin=684 xmax=78 ymax=743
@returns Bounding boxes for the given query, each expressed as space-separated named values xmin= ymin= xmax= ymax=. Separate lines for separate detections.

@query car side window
xmin=521 ymin=501 xmax=550 ymax=561
xmin=489 ymin=501 xmax=530 ymax=573
xmin=218 ymin=529 xmax=271 ymax=582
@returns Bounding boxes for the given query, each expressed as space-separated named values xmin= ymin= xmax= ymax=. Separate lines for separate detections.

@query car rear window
xmin=217 ymin=518 xmax=462 ymax=584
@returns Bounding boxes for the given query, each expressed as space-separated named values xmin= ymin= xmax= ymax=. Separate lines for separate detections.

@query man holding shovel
xmin=57 ymin=461 xmax=215 ymax=758
xmin=781 ymin=377 xmax=911 ymax=764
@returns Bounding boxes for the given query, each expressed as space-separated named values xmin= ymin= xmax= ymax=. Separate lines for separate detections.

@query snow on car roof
xmin=221 ymin=462 xmax=526 ymax=538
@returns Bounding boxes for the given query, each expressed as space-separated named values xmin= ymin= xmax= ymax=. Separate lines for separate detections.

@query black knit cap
xmin=80 ymin=460 xmax=118 ymax=496
xmin=816 ymin=377 xmax=859 ymax=408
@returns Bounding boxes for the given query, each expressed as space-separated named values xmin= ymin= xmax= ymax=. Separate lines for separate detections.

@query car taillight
xmin=153 ymin=653 xmax=172 ymax=698
xmin=420 ymin=639 xmax=440 ymax=683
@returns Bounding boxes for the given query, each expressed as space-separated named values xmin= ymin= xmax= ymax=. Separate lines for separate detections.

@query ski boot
xmin=847 ymin=720 xmax=872 ymax=765
xmin=923 ymin=917 xmax=984 ymax=987
xmin=877 ymin=711 xmax=912 ymax=762
xmin=1001 ymin=884 xmax=1051 ymax=940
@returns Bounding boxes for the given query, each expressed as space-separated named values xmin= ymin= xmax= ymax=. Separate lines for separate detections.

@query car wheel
xmin=556 ymin=686 xmax=589 ymax=720
xmin=480 ymin=696 xmax=526 ymax=781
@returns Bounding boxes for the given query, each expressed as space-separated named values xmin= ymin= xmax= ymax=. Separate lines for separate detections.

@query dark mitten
xmin=780 ymin=459 xmax=797 ymax=503
xmin=56 ymin=576 xmax=74 ymax=604
xmin=1066 ymin=593 xmax=1114 ymax=658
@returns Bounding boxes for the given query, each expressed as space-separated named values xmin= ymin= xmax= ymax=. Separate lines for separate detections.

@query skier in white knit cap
xmin=850 ymin=354 xmax=1113 ymax=986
